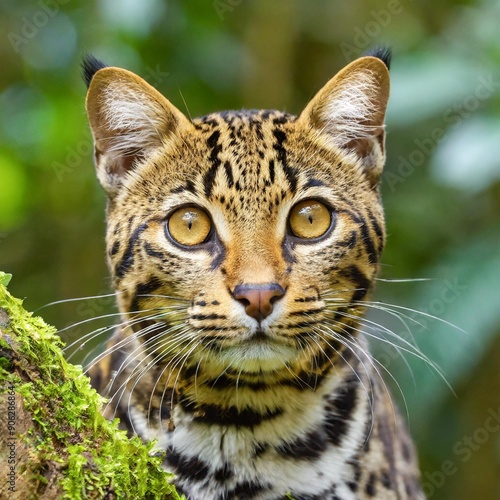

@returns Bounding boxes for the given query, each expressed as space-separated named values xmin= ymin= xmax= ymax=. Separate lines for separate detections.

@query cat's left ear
xmin=297 ymin=55 xmax=390 ymax=186
xmin=82 ymin=55 xmax=193 ymax=198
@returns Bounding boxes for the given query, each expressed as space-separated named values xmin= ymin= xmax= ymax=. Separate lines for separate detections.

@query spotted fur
xmin=83 ymin=49 xmax=424 ymax=499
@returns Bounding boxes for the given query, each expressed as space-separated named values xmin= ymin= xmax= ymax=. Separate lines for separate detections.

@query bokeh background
xmin=1 ymin=0 xmax=499 ymax=497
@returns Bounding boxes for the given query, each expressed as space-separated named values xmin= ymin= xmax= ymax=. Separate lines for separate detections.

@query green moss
xmin=1 ymin=273 xmax=12 ymax=286
xmin=0 ymin=271 xmax=182 ymax=499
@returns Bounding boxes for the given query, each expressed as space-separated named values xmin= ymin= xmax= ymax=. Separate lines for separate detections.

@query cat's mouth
xmin=215 ymin=327 xmax=298 ymax=372
xmin=248 ymin=328 xmax=269 ymax=342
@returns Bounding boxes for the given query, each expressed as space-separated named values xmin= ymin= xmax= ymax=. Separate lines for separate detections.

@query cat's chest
xmin=127 ymin=372 xmax=370 ymax=499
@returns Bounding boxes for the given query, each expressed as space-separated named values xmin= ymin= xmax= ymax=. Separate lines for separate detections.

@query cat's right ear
xmin=297 ymin=55 xmax=390 ymax=187
xmin=83 ymin=56 xmax=193 ymax=197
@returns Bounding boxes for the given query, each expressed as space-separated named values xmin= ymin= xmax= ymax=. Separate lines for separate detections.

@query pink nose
xmin=233 ymin=283 xmax=286 ymax=321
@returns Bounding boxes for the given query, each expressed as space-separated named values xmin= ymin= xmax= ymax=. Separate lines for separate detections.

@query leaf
xmin=0 ymin=272 xmax=12 ymax=287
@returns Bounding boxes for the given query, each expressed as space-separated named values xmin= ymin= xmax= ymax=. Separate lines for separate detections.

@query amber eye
xmin=167 ymin=206 xmax=212 ymax=246
xmin=289 ymin=200 xmax=332 ymax=239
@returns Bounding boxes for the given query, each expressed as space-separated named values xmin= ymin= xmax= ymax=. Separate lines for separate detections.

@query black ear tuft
xmin=364 ymin=46 xmax=392 ymax=70
xmin=81 ymin=54 xmax=108 ymax=88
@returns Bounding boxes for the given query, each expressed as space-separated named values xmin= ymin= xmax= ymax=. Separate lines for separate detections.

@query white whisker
xmin=35 ymin=292 xmax=122 ymax=312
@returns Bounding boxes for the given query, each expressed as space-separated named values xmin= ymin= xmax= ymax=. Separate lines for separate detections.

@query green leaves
xmin=0 ymin=273 xmax=12 ymax=287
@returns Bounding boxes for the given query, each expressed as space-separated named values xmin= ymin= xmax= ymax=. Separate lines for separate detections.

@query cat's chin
xmin=216 ymin=337 xmax=298 ymax=373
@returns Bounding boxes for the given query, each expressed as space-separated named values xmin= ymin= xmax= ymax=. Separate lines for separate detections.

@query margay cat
xmin=83 ymin=49 xmax=424 ymax=499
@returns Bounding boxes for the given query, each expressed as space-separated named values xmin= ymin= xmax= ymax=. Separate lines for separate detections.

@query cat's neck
xmin=156 ymin=341 xmax=366 ymax=435
xmin=146 ymin=348 xmax=374 ymax=498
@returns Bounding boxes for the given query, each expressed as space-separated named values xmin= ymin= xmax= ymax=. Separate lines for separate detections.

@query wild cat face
xmin=84 ymin=53 xmax=389 ymax=376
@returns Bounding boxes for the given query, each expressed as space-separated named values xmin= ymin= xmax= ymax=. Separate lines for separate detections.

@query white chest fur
xmin=130 ymin=366 xmax=371 ymax=499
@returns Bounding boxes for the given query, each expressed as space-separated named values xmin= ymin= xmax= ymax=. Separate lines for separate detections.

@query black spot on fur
xmin=204 ymin=130 xmax=222 ymax=198
xmin=110 ymin=240 xmax=120 ymax=256
xmin=282 ymin=235 xmax=297 ymax=265
xmin=115 ymin=222 xmax=149 ymax=278
xmin=214 ymin=463 xmax=233 ymax=482
xmin=347 ymin=456 xmax=361 ymax=492
xmin=130 ymin=275 xmax=163 ymax=312
xmin=81 ymin=54 xmax=107 ymax=88
xmin=325 ymin=377 xmax=359 ymax=446
xmin=338 ymin=264 xmax=371 ymax=302
xmin=337 ymin=230 xmax=357 ymax=249
xmin=190 ymin=313 xmax=227 ymax=321
xmin=381 ymin=470 xmax=392 ymax=489
xmin=377 ymin=413 xmax=398 ymax=490
xmin=166 ymin=448 xmax=210 ymax=482
xmin=272 ymin=114 xmax=289 ymax=125
xmin=253 ymin=442 xmax=268 ymax=457
xmin=144 ymin=242 xmax=165 ymax=260
xmin=208 ymin=236 xmax=226 ymax=272
xmin=367 ymin=209 xmax=384 ymax=252
xmin=359 ymin=216 xmax=379 ymax=264
xmin=183 ymin=365 xmax=200 ymax=381
xmin=207 ymin=373 xmax=267 ymax=391
xmin=365 ymin=472 xmax=377 ymax=496
xmin=295 ymin=296 xmax=318 ymax=303
xmin=268 ymin=159 xmax=275 ymax=184
xmin=171 ymin=180 xmax=196 ymax=194
xmin=179 ymin=397 xmax=282 ymax=426
xmin=277 ymin=428 xmax=327 ymax=460
xmin=290 ymin=308 xmax=324 ymax=317
xmin=223 ymin=160 xmax=234 ymax=188
xmin=272 ymin=128 xmax=297 ymax=193
xmin=280 ymin=367 xmax=328 ymax=390
xmin=304 ymin=177 xmax=326 ymax=188
xmin=225 ymin=481 xmax=268 ymax=498
xmin=160 ymin=397 xmax=173 ymax=420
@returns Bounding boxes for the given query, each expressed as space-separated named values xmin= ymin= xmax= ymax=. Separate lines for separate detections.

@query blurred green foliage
xmin=1 ymin=0 xmax=499 ymax=498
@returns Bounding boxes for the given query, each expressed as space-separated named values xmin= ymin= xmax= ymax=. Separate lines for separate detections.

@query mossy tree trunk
xmin=0 ymin=272 xmax=181 ymax=500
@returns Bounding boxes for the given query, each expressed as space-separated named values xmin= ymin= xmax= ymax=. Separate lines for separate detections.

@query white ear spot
xmin=298 ymin=57 xmax=390 ymax=185
xmin=101 ymin=86 xmax=169 ymax=156
xmin=319 ymin=70 xmax=384 ymax=148
xmin=85 ymin=67 xmax=193 ymax=196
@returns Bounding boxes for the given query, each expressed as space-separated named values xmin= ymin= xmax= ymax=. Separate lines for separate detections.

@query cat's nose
xmin=233 ymin=283 xmax=286 ymax=321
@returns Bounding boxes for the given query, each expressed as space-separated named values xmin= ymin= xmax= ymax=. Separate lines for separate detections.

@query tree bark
xmin=0 ymin=272 xmax=181 ymax=500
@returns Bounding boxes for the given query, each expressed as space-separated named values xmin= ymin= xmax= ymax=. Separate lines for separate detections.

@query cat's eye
xmin=289 ymin=200 xmax=332 ymax=240
xmin=167 ymin=206 xmax=212 ymax=246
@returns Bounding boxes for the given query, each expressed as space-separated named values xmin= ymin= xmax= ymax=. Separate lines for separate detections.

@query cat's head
xmin=83 ymin=51 xmax=390 ymax=376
